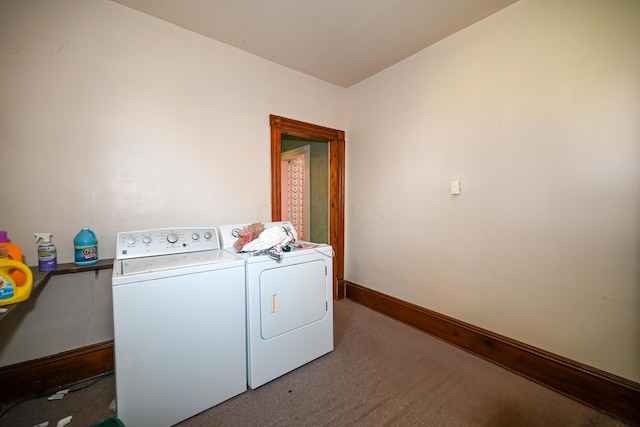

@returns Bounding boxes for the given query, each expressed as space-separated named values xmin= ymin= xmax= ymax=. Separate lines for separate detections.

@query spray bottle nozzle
xmin=34 ymin=233 xmax=53 ymax=243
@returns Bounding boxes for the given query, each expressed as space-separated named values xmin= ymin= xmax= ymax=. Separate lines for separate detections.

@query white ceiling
xmin=109 ymin=0 xmax=518 ymax=88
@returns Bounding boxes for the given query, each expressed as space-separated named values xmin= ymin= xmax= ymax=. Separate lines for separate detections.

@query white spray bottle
xmin=34 ymin=233 xmax=57 ymax=272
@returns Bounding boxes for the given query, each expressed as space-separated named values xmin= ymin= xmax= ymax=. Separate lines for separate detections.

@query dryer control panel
xmin=115 ymin=227 xmax=220 ymax=259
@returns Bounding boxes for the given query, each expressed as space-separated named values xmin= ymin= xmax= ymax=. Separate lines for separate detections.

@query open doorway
xmin=270 ymin=115 xmax=345 ymax=299
xmin=281 ymin=139 xmax=330 ymax=244
xmin=281 ymin=144 xmax=312 ymax=241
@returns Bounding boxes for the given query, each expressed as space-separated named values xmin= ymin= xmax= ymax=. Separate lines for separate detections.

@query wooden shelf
xmin=0 ymin=259 xmax=114 ymax=321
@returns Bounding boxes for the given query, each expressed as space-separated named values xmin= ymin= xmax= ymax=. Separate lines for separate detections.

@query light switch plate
xmin=450 ymin=180 xmax=461 ymax=195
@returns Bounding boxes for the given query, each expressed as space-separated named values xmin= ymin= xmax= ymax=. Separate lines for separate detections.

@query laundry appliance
xmin=112 ymin=227 xmax=246 ymax=427
xmin=219 ymin=221 xmax=334 ymax=389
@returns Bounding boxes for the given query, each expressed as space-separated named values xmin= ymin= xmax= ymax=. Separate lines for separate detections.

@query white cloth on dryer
xmin=241 ymin=226 xmax=291 ymax=252
xmin=241 ymin=226 xmax=295 ymax=262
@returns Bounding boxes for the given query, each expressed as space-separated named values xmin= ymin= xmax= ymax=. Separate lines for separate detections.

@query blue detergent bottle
xmin=74 ymin=228 xmax=98 ymax=266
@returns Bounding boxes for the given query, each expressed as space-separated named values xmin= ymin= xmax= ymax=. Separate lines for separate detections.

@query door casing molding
xmin=270 ymin=114 xmax=345 ymax=299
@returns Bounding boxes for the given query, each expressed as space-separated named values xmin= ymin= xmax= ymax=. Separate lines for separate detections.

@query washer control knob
xmin=126 ymin=237 xmax=136 ymax=246
xmin=192 ymin=233 xmax=200 ymax=241
xmin=167 ymin=232 xmax=179 ymax=244
xmin=204 ymin=231 xmax=213 ymax=240
xmin=142 ymin=236 xmax=152 ymax=244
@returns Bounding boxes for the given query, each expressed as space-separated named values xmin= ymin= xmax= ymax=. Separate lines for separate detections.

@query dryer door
xmin=259 ymin=259 xmax=328 ymax=340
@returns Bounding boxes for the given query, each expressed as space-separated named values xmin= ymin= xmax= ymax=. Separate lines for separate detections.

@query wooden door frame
xmin=270 ymin=114 xmax=345 ymax=299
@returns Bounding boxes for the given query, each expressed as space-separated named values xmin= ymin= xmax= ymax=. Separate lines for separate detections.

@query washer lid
xmin=118 ymin=250 xmax=239 ymax=276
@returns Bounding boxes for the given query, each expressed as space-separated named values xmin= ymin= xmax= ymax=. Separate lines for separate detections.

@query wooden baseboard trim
xmin=337 ymin=277 xmax=346 ymax=300
xmin=0 ymin=340 xmax=114 ymax=404
xmin=345 ymin=281 xmax=640 ymax=425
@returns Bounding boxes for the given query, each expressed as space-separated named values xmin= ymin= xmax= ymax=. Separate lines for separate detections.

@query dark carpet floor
xmin=0 ymin=299 xmax=631 ymax=427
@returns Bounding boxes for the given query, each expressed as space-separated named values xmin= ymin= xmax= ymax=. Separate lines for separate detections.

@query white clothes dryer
xmin=112 ymin=227 xmax=246 ymax=427
xmin=219 ymin=221 xmax=334 ymax=389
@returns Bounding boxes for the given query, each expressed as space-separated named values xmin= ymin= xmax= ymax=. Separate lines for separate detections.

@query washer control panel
xmin=115 ymin=227 xmax=220 ymax=259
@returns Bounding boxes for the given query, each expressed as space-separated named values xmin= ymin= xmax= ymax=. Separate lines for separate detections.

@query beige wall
xmin=1 ymin=0 xmax=638 ymax=386
xmin=0 ymin=0 xmax=344 ymax=366
xmin=0 ymin=0 xmax=345 ymax=266
xmin=346 ymin=0 xmax=640 ymax=382
xmin=0 ymin=271 xmax=113 ymax=366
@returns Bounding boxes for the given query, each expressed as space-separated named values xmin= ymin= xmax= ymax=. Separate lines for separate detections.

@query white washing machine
xmin=219 ymin=221 xmax=334 ymax=389
xmin=112 ymin=227 xmax=246 ymax=427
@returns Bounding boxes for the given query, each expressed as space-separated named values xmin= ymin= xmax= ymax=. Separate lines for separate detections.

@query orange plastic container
xmin=0 ymin=231 xmax=27 ymax=286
